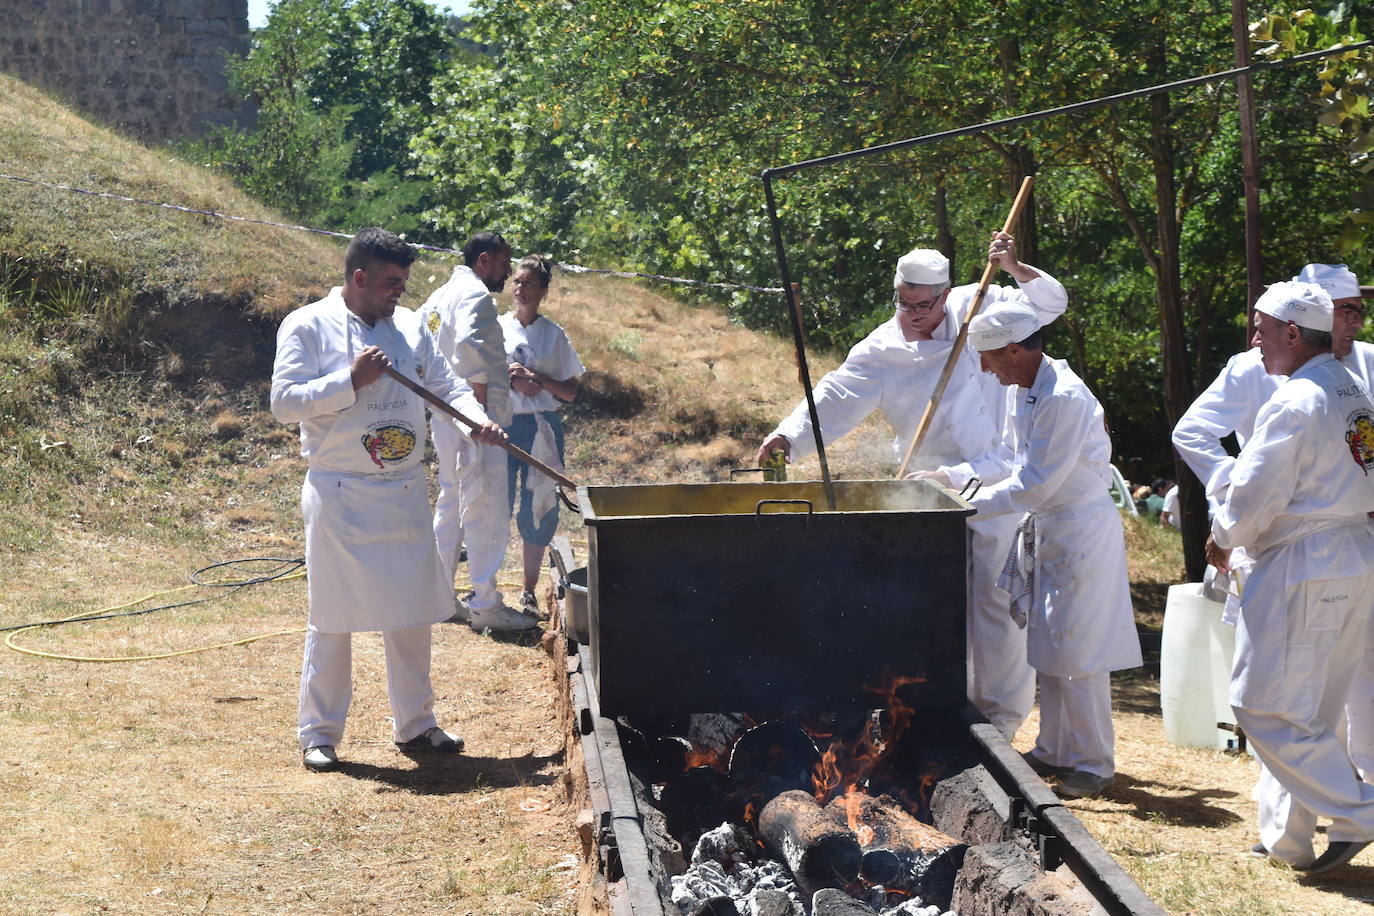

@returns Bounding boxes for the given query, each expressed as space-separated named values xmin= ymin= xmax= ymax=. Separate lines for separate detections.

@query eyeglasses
xmin=894 ymin=293 xmax=943 ymax=313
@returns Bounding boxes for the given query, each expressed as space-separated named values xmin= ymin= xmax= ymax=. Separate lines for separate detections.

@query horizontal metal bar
xmin=762 ymin=40 xmax=1374 ymax=178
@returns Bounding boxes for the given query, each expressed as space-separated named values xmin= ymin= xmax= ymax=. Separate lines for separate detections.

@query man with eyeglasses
xmin=1172 ymin=264 xmax=1374 ymax=787
xmin=756 ymin=232 xmax=1068 ymax=741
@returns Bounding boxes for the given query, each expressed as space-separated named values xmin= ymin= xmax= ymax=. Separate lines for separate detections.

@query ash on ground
xmin=669 ymin=822 xmax=957 ymax=916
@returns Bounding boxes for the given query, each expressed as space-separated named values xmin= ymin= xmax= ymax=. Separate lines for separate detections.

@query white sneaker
xmin=303 ymin=745 xmax=338 ymax=772
xmin=469 ymin=601 xmax=539 ymax=634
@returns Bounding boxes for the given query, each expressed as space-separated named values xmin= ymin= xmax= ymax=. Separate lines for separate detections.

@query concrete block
xmin=930 ymin=765 xmax=1012 ymax=846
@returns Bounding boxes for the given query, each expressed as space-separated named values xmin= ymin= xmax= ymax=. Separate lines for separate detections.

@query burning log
xmin=758 ymin=790 xmax=862 ymax=896
xmin=811 ymin=887 xmax=877 ymax=915
xmin=827 ymin=793 xmax=966 ymax=909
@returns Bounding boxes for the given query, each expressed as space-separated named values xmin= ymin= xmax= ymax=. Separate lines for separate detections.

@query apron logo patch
xmin=361 ymin=422 xmax=417 ymax=468
xmin=425 ymin=311 xmax=441 ymax=335
xmin=1346 ymin=408 xmax=1374 ymax=475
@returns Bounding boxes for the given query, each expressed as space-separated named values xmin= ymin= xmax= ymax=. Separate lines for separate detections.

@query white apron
xmin=1020 ymin=495 xmax=1143 ymax=678
xmin=301 ymin=319 xmax=452 ymax=633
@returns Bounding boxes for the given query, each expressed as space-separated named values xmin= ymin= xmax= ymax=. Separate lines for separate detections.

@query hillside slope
xmin=0 ymin=72 xmax=872 ymax=560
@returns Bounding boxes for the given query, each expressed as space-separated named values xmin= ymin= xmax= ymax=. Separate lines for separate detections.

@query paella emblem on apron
xmin=361 ymin=421 xmax=417 ymax=468
xmin=1346 ymin=408 xmax=1374 ymax=475
xmin=425 ymin=310 xmax=441 ymax=335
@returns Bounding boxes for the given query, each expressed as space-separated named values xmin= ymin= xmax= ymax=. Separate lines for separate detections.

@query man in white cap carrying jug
xmin=756 ymin=233 xmax=1069 ymax=740
xmin=1212 ymin=280 xmax=1374 ymax=876
xmin=961 ymin=301 xmax=1142 ymax=799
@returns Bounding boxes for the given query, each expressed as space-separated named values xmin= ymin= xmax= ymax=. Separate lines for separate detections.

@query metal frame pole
xmin=762 ymin=172 xmax=836 ymax=511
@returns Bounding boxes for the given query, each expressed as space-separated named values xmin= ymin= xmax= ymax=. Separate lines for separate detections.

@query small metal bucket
xmin=561 ymin=566 xmax=590 ymax=644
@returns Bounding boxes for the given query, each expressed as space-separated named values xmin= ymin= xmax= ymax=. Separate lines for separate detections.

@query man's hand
xmin=987 ymin=231 xmax=1041 ymax=283
xmin=907 ymin=469 xmax=953 ymax=488
xmin=755 ymin=434 xmax=791 ymax=468
xmin=350 ymin=346 xmax=391 ymax=390
xmin=1204 ymin=534 xmax=1231 ymax=573
xmin=509 ymin=361 xmax=542 ymax=398
xmin=469 ymin=420 xmax=508 ymax=446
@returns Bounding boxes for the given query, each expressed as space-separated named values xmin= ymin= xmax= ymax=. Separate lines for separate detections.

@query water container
xmin=1160 ymin=582 xmax=1237 ymax=749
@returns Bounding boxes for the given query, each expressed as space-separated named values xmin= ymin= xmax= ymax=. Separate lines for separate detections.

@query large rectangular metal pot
xmin=577 ymin=478 xmax=975 ymax=717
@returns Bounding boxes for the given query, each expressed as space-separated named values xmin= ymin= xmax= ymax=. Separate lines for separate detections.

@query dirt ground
xmin=5 ymin=519 xmax=1374 ymax=915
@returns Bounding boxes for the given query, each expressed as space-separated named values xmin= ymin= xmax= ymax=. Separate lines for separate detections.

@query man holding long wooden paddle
xmin=756 ymin=232 xmax=1067 ymax=742
xmin=270 ymin=227 xmax=508 ymax=772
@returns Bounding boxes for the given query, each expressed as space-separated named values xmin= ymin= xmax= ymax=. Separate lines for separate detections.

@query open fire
xmin=634 ymin=700 xmax=975 ymax=916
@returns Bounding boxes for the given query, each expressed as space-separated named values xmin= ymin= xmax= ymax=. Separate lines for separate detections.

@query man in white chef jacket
xmin=758 ymin=233 xmax=1068 ymax=741
xmin=1173 ymin=263 xmax=1374 ymax=780
xmin=960 ymin=302 xmax=1142 ymax=799
xmin=1211 ymin=280 xmax=1374 ymax=876
xmin=271 ymin=227 xmax=507 ymax=773
xmin=419 ymin=231 xmax=535 ymax=634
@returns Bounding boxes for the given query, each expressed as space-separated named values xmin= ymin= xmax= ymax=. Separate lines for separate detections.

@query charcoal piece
xmin=810 ymin=887 xmax=877 ymax=915
xmin=690 ymin=896 xmax=742 ymax=916
xmin=757 ymin=790 xmax=861 ymax=896
xmin=728 ymin=721 xmax=821 ymax=806
xmin=749 ymin=889 xmax=798 ymax=916
xmin=661 ymin=766 xmax=730 ymax=845
xmin=825 ymin=793 xmax=965 ymax=909
xmin=689 ymin=712 xmax=749 ymax=761
xmin=650 ymin=735 xmax=692 ymax=782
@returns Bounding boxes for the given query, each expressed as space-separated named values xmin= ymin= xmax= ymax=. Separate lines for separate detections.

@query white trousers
xmin=1233 ymin=573 xmax=1374 ymax=866
xmin=433 ymin=418 xmax=510 ymax=612
xmin=1347 ymin=651 xmax=1374 ymax=782
xmin=1032 ymin=671 xmax=1114 ymax=778
xmin=297 ymin=625 xmax=438 ymax=749
xmin=966 ymin=515 xmax=1035 ymax=739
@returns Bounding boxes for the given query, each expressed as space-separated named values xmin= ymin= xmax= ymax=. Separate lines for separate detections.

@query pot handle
xmin=754 ymin=498 xmax=813 ymax=521
xmin=958 ymin=476 xmax=982 ymax=500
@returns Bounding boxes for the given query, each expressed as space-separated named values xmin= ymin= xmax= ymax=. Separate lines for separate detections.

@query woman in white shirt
xmin=500 ymin=255 xmax=586 ymax=612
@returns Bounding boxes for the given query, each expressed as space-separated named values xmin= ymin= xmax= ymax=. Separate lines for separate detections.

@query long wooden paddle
xmin=894 ymin=176 xmax=1035 ymax=479
xmin=383 ymin=365 xmax=579 ymax=490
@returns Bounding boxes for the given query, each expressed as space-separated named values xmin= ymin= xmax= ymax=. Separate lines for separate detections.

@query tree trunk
xmin=935 ymin=172 xmax=956 ymax=282
xmin=1146 ymin=46 xmax=1207 ymax=581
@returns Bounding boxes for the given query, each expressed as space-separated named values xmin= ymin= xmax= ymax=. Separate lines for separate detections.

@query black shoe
xmin=395 ymin=726 xmax=464 ymax=754
xmin=1022 ymin=751 xmax=1072 ymax=778
xmin=1299 ymin=839 xmax=1371 ymax=877
xmin=1249 ymin=841 xmax=1268 ymax=859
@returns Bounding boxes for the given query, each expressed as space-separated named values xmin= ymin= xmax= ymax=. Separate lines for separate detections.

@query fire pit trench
xmin=552 ymin=482 xmax=1165 ymax=915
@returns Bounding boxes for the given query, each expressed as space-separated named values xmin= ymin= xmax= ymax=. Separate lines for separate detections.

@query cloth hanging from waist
xmin=524 ymin=412 xmax=563 ymax=520
xmin=997 ymin=512 xmax=1037 ymax=629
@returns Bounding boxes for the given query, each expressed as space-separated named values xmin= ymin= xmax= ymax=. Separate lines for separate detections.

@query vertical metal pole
xmin=762 ymin=169 xmax=836 ymax=511
xmin=1234 ymin=0 xmax=1264 ymax=335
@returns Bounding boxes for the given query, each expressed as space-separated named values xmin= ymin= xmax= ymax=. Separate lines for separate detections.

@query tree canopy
xmin=198 ymin=0 xmax=1374 ymax=516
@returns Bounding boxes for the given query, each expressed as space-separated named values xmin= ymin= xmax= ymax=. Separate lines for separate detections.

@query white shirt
xmin=1173 ymin=342 xmax=1374 ymax=500
xmin=968 ymin=355 xmax=1114 ymax=519
xmin=270 ymin=289 xmax=486 ymax=474
xmin=499 ymin=311 xmax=586 ymax=415
xmin=1213 ymin=353 xmax=1374 ymax=575
xmin=418 ymin=265 xmax=512 ymax=426
xmin=770 ymin=271 xmax=1068 ymax=471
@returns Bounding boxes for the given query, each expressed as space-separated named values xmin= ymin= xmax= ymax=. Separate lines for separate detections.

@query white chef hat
xmin=968 ymin=302 xmax=1042 ymax=351
xmin=893 ymin=249 xmax=950 ymax=288
xmin=1254 ymin=280 xmax=1333 ymax=332
xmin=1291 ymin=263 xmax=1361 ymax=301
